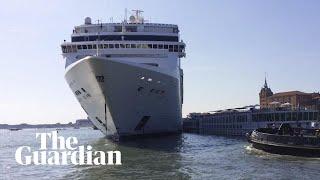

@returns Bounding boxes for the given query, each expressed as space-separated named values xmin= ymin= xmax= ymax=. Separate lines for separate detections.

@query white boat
xmin=61 ymin=10 xmax=186 ymax=139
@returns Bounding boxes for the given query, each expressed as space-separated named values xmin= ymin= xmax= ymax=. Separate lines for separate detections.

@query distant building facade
xmin=259 ymin=78 xmax=320 ymax=111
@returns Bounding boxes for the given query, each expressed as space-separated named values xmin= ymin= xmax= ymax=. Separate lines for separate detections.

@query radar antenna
xmin=130 ymin=9 xmax=145 ymax=23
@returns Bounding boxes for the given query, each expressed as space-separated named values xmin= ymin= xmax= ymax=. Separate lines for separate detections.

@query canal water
xmin=1 ymin=128 xmax=319 ymax=180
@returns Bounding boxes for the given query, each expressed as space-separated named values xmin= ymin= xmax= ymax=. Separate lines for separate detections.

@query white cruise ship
xmin=61 ymin=10 xmax=186 ymax=139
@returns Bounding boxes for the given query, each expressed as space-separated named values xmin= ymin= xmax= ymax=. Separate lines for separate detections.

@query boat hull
xmin=251 ymin=140 xmax=320 ymax=157
xmin=65 ymin=56 xmax=182 ymax=139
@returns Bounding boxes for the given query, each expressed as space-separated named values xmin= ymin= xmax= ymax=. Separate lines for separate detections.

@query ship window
xmin=275 ymin=113 xmax=279 ymax=121
xmin=309 ymin=112 xmax=314 ymax=120
xmin=271 ymin=113 xmax=275 ymax=121
xmin=286 ymin=112 xmax=291 ymax=121
xmin=77 ymin=45 xmax=82 ymax=50
xmin=66 ymin=46 xmax=71 ymax=53
xmin=169 ymin=45 xmax=173 ymax=52
xmin=82 ymin=45 xmax=87 ymax=49
xmin=88 ymin=45 xmax=92 ymax=49
xmin=131 ymin=44 xmax=136 ymax=48
xmin=104 ymin=44 xmax=108 ymax=48
xmin=75 ymin=90 xmax=81 ymax=95
xmin=120 ymin=44 xmax=125 ymax=48
xmin=304 ymin=112 xmax=308 ymax=120
xmin=298 ymin=112 xmax=303 ymax=120
xmin=93 ymin=44 xmax=97 ymax=49
xmin=109 ymin=44 xmax=114 ymax=48
xmin=114 ymin=26 xmax=122 ymax=32
xmin=179 ymin=45 xmax=185 ymax=52
xmin=96 ymin=75 xmax=104 ymax=82
xmin=115 ymin=44 xmax=120 ymax=48
xmin=159 ymin=44 xmax=163 ymax=49
xmin=153 ymin=44 xmax=158 ymax=49
xmin=292 ymin=112 xmax=297 ymax=121
xmin=125 ymin=26 xmax=137 ymax=32
xmin=98 ymin=44 xmax=103 ymax=49
xmin=72 ymin=35 xmax=179 ymax=42
xmin=174 ymin=45 xmax=178 ymax=52
xmin=137 ymin=44 xmax=142 ymax=48
xmin=281 ymin=113 xmax=285 ymax=121
xmin=61 ymin=46 xmax=66 ymax=53
xmin=148 ymin=44 xmax=152 ymax=48
xmin=126 ymin=44 xmax=130 ymax=48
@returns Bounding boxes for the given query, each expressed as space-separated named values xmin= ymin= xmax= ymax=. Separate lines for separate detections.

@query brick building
xmin=259 ymin=78 xmax=320 ymax=110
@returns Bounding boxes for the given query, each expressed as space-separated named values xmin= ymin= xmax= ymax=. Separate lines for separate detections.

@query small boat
xmin=9 ymin=128 xmax=22 ymax=131
xmin=247 ymin=123 xmax=320 ymax=157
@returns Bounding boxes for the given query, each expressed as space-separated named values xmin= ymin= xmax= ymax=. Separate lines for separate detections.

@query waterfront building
xmin=259 ymin=78 xmax=320 ymax=111
xmin=184 ymin=106 xmax=319 ymax=136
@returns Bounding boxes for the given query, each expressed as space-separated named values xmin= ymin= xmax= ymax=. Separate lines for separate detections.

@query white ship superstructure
xmin=61 ymin=11 xmax=186 ymax=139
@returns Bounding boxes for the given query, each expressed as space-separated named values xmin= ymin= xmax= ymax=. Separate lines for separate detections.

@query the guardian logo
xmin=15 ymin=131 xmax=121 ymax=165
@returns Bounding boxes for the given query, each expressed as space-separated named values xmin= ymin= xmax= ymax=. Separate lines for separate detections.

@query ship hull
xmin=65 ymin=56 xmax=182 ymax=139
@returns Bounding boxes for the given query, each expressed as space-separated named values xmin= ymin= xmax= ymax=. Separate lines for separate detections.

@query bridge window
xmin=148 ymin=44 xmax=152 ymax=48
xmin=169 ymin=45 xmax=173 ymax=52
xmin=88 ymin=45 xmax=92 ymax=49
xmin=114 ymin=26 xmax=122 ymax=32
xmin=179 ymin=45 xmax=185 ymax=52
xmin=115 ymin=44 xmax=119 ymax=48
xmin=126 ymin=26 xmax=137 ymax=32
xmin=153 ymin=44 xmax=158 ymax=49
xmin=164 ymin=45 xmax=168 ymax=49
xmin=109 ymin=44 xmax=114 ymax=48
xmin=126 ymin=44 xmax=130 ymax=48
xmin=131 ymin=44 xmax=136 ymax=48
xmin=159 ymin=44 xmax=163 ymax=49
xmin=104 ymin=44 xmax=108 ymax=48
xmin=174 ymin=45 xmax=178 ymax=52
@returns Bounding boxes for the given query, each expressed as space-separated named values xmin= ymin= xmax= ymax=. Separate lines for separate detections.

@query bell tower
xmin=259 ymin=76 xmax=273 ymax=108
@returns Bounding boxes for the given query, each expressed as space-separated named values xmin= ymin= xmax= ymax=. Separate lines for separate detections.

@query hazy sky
xmin=1 ymin=0 xmax=320 ymax=124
